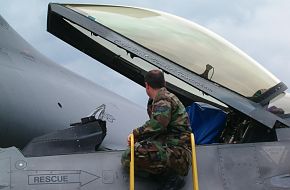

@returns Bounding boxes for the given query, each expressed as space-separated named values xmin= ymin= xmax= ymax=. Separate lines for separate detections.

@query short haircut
xmin=144 ymin=70 xmax=165 ymax=89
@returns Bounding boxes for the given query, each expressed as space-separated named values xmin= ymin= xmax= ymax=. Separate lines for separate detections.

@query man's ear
xmin=145 ymin=82 xmax=149 ymax=90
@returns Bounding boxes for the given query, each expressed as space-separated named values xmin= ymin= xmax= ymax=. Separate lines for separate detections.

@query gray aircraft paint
xmin=0 ymin=14 xmax=147 ymax=149
xmin=1 ymin=4 xmax=290 ymax=190
xmin=2 ymin=139 xmax=290 ymax=190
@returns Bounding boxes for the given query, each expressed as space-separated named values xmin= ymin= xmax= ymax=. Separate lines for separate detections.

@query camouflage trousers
xmin=121 ymin=140 xmax=191 ymax=176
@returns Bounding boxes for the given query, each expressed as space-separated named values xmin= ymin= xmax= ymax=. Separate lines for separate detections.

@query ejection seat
xmin=186 ymin=102 xmax=227 ymax=145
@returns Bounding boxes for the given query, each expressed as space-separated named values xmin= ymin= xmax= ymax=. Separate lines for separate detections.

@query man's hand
xmin=127 ymin=134 xmax=131 ymax=146
xmin=127 ymin=134 xmax=136 ymax=147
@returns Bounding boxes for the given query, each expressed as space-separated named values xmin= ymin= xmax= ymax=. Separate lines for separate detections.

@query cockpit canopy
xmin=47 ymin=3 xmax=290 ymax=129
xmin=65 ymin=4 xmax=280 ymax=98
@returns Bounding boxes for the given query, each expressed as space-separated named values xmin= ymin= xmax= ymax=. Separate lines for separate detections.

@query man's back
xmin=149 ymin=87 xmax=191 ymax=147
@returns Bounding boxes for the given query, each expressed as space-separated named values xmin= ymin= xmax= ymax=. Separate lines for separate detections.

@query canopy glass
xmin=66 ymin=4 xmax=280 ymax=98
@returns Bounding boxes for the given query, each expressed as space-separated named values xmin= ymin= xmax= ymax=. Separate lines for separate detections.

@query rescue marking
xmin=29 ymin=174 xmax=77 ymax=185
xmin=28 ymin=171 xmax=100 ymax=186
xmin=94 ymin=104 xmax=116 ymax=123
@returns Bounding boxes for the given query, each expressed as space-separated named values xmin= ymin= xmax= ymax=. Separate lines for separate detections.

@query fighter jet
xmin=0 ymin=3 xmax=290 ymax=190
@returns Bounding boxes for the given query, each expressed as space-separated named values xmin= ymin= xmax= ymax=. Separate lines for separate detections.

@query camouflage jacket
xmin=133 ymin=87 xmax=191 ymax=147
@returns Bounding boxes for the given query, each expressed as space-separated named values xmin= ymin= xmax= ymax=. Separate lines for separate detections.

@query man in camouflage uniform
xmin=122 ymin=70 xmax=192 ymax=190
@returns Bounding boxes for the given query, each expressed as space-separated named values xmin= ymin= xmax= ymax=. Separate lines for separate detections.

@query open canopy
xmin=65 ymin=4 xmax=280 ymax=98
xmin=47 ymin=3 xmax=290 ymax=128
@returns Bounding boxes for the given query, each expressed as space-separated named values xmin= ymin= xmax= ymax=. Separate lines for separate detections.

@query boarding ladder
xmin=129 ymin=133 xmax=199 ymax=190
